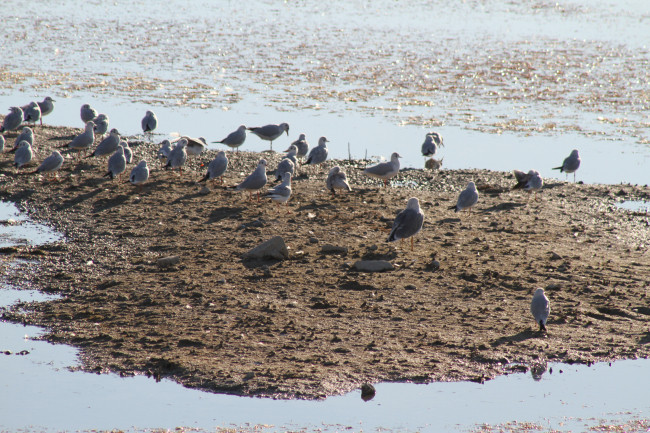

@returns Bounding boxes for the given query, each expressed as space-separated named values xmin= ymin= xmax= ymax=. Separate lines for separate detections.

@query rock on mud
xmin=157 ymin=256 xmax=180 ymax=268
xmin=353 ymin=260 xmax=394 ymax=272
xmin=243 ymin=236 xmax=289 ymax=261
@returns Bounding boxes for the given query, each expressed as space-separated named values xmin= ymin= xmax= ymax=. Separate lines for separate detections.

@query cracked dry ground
xmin=1 ymin=125 xmax=649 ymax=399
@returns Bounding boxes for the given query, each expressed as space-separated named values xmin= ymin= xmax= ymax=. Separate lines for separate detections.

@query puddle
xmin=0 ymin=201 xmax=62 ymax=247
xmin=616 ymin=201 xmax=650 ymax=213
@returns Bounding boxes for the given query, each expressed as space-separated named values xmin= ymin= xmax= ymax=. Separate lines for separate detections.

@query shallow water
xmin=1 ymin=0 xmax=649 ymax=185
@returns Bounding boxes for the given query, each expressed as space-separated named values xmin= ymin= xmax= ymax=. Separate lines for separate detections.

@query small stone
xmin=368 ymin=245 xmax=378 ymax=251
xmin=309 ymin=237 xmax=319 ymax=244
xmin=353 ymin=260 xmax=394 ymax=272
xmin=550 ymin=252 xmax=562 ymax=261
xmin=157 ymin=256 xmax=181 ymax=268
xmin=404 ymin=284 xmax=416 ymax=291
xmin=198 ymin=186 xmax=211 ymax=195
xmin=243 ymin=236 xmax=289 ymax=261
xmin=361 ymin=383 xmax=376 ymax=401
xmin=321 ymin=244 xmax=348 ymax=254
xmin=429 ymin=260 xmax=440 ymax=270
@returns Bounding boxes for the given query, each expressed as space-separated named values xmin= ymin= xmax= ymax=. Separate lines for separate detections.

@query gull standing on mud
xmin=274 ymin=157 xmax=295 ymax=182
xmin=86 ymin=128 xmax=120 ymax=159
xmin=121 ymin=140 xmax=133 ymax=164
xmin=266 ymin=171 xmax=292 ymax=212
xmin=13 ymin=141 xmax=33 ymax=170
xmin=450 ymin=181 xmax=479 ymax=215
xmin=80 ymin=104 xmax=98 ymax=124
xmin=61 ymin=121 xmax=95 ymax=158
xmin=236 ymin=158 xmax=268 ymax=202
xmin=11 ymin=127 xmax=34 ymax=152
xmin=104 ymin=145 xmax=127 ymax=180
xmin=1 ymin=107 xmax=24 ymax=133
xmin=183 ymin=136 xmax=207 ymax=157
xmin=157 ymin=139 xmax=172 ymax=167
xmin=93 ymin=114 xmax=110 ymax=136
xmin=530 ymin=288 xmax=550 ymax=332
xmin=22 ymin=102 xmax=41 ymax=126
xmin=387 ymin=197 xmax=424 ymax=251
xmin=36 ymin=97 xmax=55 ymax=125
xmin=141 ymin=110 xmax=158 ymax=136
xmin=363 ymin=152 xmax=401 ymax=186
xmin=512 ymin=169 xmax=543 ymax=201
xmin=291 ymin=133 xmax=309 ymax=158
xmin=212 ymin=125 xmax=247 ymax=152
xmin=198 ymin=151 xmax=229 ymax=185
xmin=306 ymin=136 xmax=329 ymax=167
xmin=326 ymin=166 xmax=352 ymax=197
xmin=129 ymin=160 xmax=149 ymax=191
xmin=165 ymin=138 xmax=188 ymax=176
xmin=33 ymin=150 xmax=64 ymax=180
xmin=553 ymin=149 xmax=581 ymax=182
xmin=247 ymin=123 xmax=289 ymax=150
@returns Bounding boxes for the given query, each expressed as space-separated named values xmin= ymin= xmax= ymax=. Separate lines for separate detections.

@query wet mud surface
xmin=1 ymin=125 xmax=649 ymax=399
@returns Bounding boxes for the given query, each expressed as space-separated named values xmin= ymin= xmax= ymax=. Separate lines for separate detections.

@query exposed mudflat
xmin=1 ymin=124 xmax=649 ymax=399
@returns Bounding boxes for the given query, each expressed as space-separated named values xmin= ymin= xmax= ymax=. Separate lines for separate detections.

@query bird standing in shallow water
xmin=552 ymin=149 xmax=581 ymax=182
xmin=141 ymin=110 xmax=158 ymax=139
xmin=387 ymin=197 xmax=425 ymax=252
xmin=247 ymin=123 xmax=289 ymax=151
xmin=212 ymin=125 xmax=247 ymax=152
xmin=80 ymin=104 xmax=98 ymax=124
xmin=530 ymin=288 xmax=550 ymax=332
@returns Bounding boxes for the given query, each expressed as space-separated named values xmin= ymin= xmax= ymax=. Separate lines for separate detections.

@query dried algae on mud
xmin=0 ymin=124 xmax=649 ymax=399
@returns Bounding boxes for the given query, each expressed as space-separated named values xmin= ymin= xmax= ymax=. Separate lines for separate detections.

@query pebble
xmin=352 ymin=260 xmax=394 ymax=272
xmin=157 ymin=256 xmax=180 ymax=268
xmin=321 ymin=244 xmax=348 ymax=254
xmin=309 ymin=237 xmax=319 ymax=244
xmin=243 ymin=236 xmax=289 ymax=261
xmin=360 ymin=383 xmax=376 ymax=401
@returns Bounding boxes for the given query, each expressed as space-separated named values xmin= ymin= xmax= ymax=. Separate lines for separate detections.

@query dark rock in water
xmin=243 ymin=236 xmax=289 ymax=261
xmin=361 ymin=383 xmax=376 ymax=401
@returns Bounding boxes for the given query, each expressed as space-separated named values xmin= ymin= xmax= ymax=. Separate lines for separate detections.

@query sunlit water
xmin=1 ymin=0 xmax=649 ymax=185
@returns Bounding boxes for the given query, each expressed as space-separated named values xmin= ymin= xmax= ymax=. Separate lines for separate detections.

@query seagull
xmin=421 ymin=132 xmax=444 ymax=157
xmin=33 ymin=150 xmax=64 ymax=180
xmin=265 ymin=171 xmax=292 ymax=212
xmin=104 ymin=145 xmax=127 ymax=180
xmin=36 ymin=96 xmax=55 ymax=125
xmin=157 ymin=139 xmax=173 ymax=167
xmin=86 ymin=128 xmax=120 ymax=159
xmin=141 ymin=110 xmax=158 ymax=135
xmin=282 ymin=144 xmax=299 ymax=166
xmin=212 ymin=125 xmax=246 ymax=151
xmin=198 ymin=151 xmax=228 ymax=184
xmin=129 ymin=160 xmax=149 ymax=191
xmin=80 ymin=104 xmax=98 ymax=124
xmin=387 ymin=197 xmax=425 ymax=251
xmin=1 ymin=107 xmax=24 ymax=133
xmin=183 ymin=136 xmax=206 ymax=157
xmin=22 ymin=102 xmax=41 ymax=126
xmin=121 ymin=140 xmax=133 ymax=164
xmin=530 ymin=288 xmax=550 ymax=332
xmin=235 ymin=158 xmax=268 ymax=202
xmin=326 ymin=166 xmax=352 ymax=197
xmin=291 ymin=133 xmax=309 ymax=158
xmin=247 ymin=123 xmax=289 ymax=150
xmin=449 ymin=181 xmax=479 ymax=214
xmin=13 ymin=141 xmax=33 ymax=170
xmin=11 ymin=127 xmax=34 ymax=152
xmin=512 ymin=169 xmax=543 ymax=201
xmin=93 ymin=114 xmax=110 ymax=136
xmin=363 ymin=152 xmax=401 ymax=186
xmin=552 ymin=149 xmax=581 ymax=182
xmin=306 ymin=136 xmax=329 ymax=166
xmin=274 ymin=157 xmax=295 ymax=182
xmin=60 ymin=121 xmax=95 ymax=157
xmin=165 ymin=138 xmax=188 ymax=176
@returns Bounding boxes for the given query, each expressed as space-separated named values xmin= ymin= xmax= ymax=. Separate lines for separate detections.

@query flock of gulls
xmin=1 ymin=99 xmax=578 ymax=332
